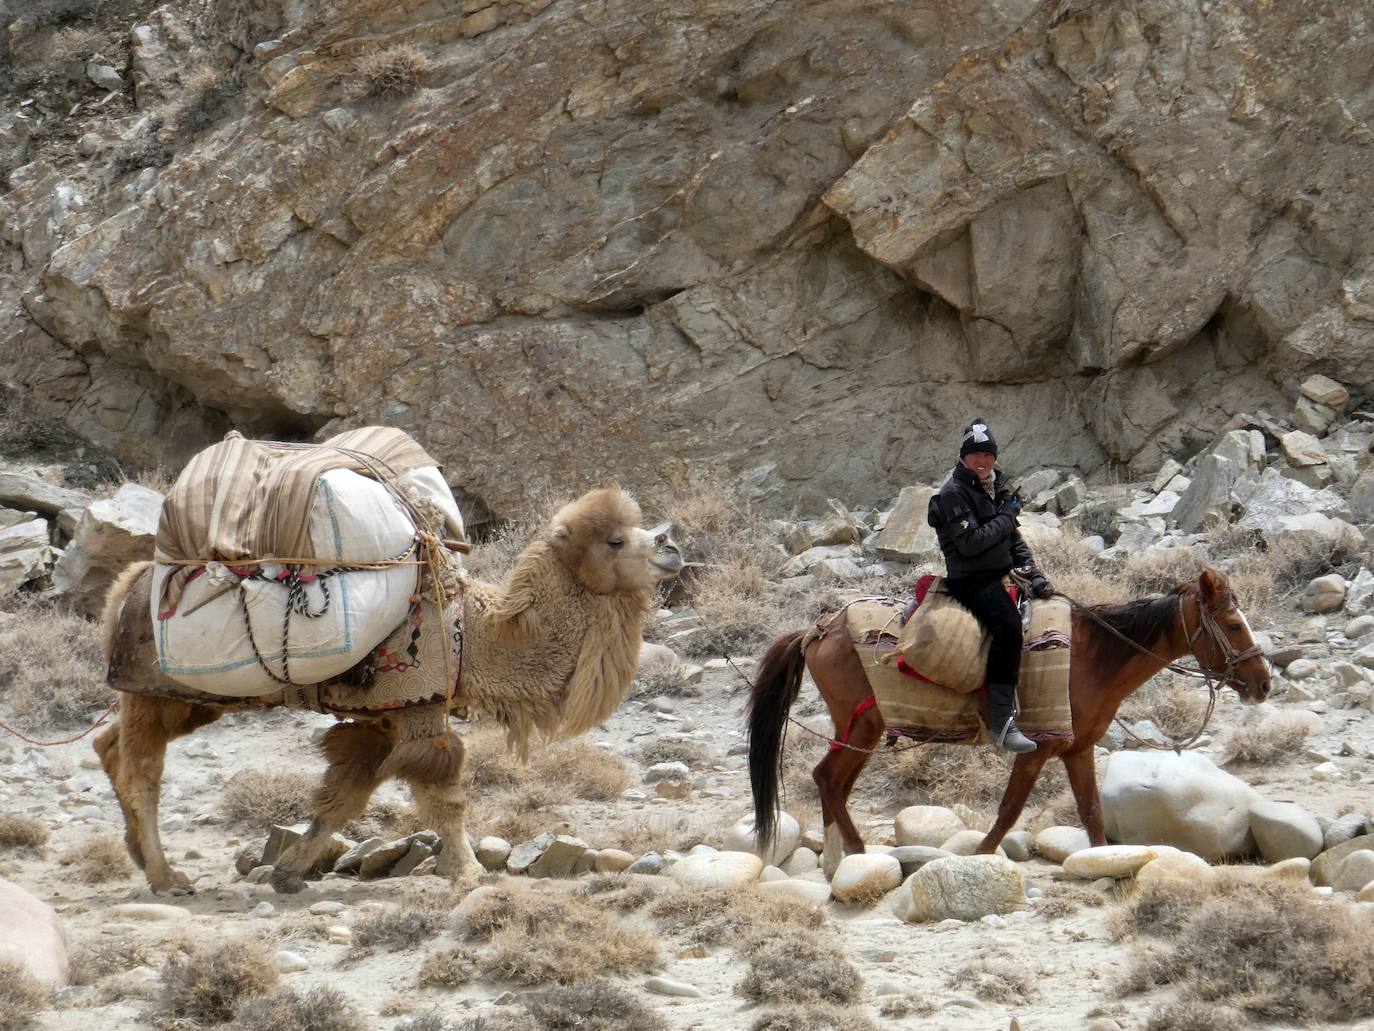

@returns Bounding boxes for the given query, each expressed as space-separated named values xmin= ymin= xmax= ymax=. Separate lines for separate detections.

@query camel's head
xmin=549 ymin=487 xmax=684 ymax=594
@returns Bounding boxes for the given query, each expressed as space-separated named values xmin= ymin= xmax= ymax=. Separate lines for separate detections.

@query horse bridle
xmin=1181 ymin=589 xmax=1267 ymax=690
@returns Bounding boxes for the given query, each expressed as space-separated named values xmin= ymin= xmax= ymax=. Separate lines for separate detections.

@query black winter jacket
xmin=927 ymin=463 xmax=1033 ymax=579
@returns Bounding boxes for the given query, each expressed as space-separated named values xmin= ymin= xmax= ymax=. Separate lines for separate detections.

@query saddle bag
xmin=882 ymin=577 xmax=988 ymax=693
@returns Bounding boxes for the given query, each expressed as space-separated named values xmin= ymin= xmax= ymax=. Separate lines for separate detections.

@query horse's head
xmin=1186 ymin=568 xmax=1270 ymax=703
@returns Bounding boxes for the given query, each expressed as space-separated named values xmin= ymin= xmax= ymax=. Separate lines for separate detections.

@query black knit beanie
xmin=959 ymin=418 xmax=998 ymax=458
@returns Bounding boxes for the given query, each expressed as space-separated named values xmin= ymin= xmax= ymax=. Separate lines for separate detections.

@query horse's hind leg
xmin=977 ymin=750 xmax=1051 ymax=854
xmin=1060 ymin=748 xmax=1107 ymax=846
xmin=96 ymin=693 xmax=221 ymax=894
xmin=271 ymin=719 xmax=390 ymax=894
xmin=380 ymin=709 xmax=476 ymax=884
xmin=813 ymin=713 xmax=882 ymax=877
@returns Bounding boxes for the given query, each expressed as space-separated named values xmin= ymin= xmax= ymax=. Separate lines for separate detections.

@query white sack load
xmin=152 ymin=429 xmax=463 ymax=698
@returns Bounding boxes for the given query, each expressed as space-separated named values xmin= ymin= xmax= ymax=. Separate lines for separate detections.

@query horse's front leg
xmin=977 ymin=750 xmax=1051 ymax=854
xmin=813 ymin=712 xmax=881 ymax=876
xmin=1060 ymin=748 xmax=1107 ymax=846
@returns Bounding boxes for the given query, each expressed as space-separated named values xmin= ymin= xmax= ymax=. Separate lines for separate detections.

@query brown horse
xmin=747 ymin=568 xmax=1270 ymax=873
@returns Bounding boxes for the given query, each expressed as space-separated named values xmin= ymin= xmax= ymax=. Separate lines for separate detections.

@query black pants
xmin=945 ymin=573 xmax=1022 ymax=712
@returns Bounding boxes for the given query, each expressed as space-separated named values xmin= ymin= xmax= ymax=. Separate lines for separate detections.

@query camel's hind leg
xmin=380 ymin=709 xmax=476 ymax=883
xmin=271 ymin=720 xmax=391 ymax=894
xmin=95 ymin=693 xmax=221 ymax=894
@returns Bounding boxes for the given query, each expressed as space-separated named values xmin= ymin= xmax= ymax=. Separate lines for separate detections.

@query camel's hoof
xmin=152 ymin=872 xmax=195 ymax=896
xmin=270 ymin=869 xmax=307 ymax=894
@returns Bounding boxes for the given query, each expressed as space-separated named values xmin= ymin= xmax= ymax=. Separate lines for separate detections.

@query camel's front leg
xmin=271 ymin=720 xmax=390 ymax=894
xmin=96 ymin=694 xmax=220 ymax=894
xmin=379 ymin=709 xmax=475 ymax=884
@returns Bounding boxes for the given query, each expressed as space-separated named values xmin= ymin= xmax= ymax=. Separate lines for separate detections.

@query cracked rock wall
xmin=2 ymin=0 xmax=1371 ymax=516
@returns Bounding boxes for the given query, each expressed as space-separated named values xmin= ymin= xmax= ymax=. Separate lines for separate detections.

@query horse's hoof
xmin=270 ymin=869 xmax=306 ymax=894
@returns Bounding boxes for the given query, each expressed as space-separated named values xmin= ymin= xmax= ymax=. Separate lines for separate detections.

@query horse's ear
xmin=1198 ymin=567 xmax=1230 ymax=604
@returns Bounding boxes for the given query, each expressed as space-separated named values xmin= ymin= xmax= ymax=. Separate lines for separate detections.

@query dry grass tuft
xmin=1123 ymin=547 xmax=1205 ymax=598
xmin=68 ymin=936 xmax=152 ymax=986
xmin=1035 ymin=883 xmax=1108 ymax=919
xmin=609 ymin=812 xmax=711 ymax=857
xmin=347 ymin=45 xmax=431 ymax=99
xmin=859 ymin=741 xmax=1062 ymax=814
xmin=520 ymin=980 xmax=667 ymax=1031
xmin=460 ymin=880 xmax=660 ymax=985
xmin=685 ymin=547 xmax=787 ymax=657
xmin=575 ymin=873 xmax=665 ymax=912
xmin=0 ymin=597 xmax=111 ymax=727
xmin=1144 ymin=999 xmax=1247 ymax=1031
xmin=221 ymin=770 xmax=314 ymax=828
xmin=465 ymin=726 xmax=630 ymax=807
xmin=1221 ymin=720 xmax=1310 ymax=765
xmin=651 ymin=888 xmax=825 ymax=951
xmin=737 ymin=927 xmax=861 ymax=1005
xmin=634 ymin=736 xmax=709 ymax=768
xmin=232 ymin=986 xmax=368 ymax=1031
xmin=152 ymin=938 xmax=278 ymax=1027
xmin=345 ymin=796 xmax=423 ymax=841
xmin=1119 ymin=676 xmax=1212 ymax=739
xmin=350 ymin=902 xmax=447 ymax=958
xmin=631 ymin=659 xmax=700 ymax=698
xmin=0 ymin=958 xmax=48 ymax=1031
xmin=1115 ymin=880 xmax=1374 ymax=1023
xmin=0 ymin=813 xmax=49 ymax=852
xmin=949 ymin=956 xmax=1040 ymax=1003
xmin=751 ymin=1003 xmax=877 ymax=1031
xmin=417 ymin=946 xmax=479 ymax=988
xmin=57 ymin=833 xmax=133 ymax=883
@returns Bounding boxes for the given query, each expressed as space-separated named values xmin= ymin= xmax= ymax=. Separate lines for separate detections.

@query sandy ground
xmin=3 ymin=613 xmax=1374 ymax=1031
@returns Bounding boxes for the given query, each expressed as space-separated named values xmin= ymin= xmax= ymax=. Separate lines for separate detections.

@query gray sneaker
xmin=991 ymin=716 xmax=1037 ymax=754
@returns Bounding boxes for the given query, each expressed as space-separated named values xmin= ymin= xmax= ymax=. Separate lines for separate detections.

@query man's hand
xmin=1030 ymin=573 xmax=1054 ymax=599
xmin=998 ymin=492 xmax=1022 ymax=516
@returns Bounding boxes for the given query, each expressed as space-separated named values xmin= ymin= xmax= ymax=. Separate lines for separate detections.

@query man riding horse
xmin=927 ymin=418 xmax=1054 ymax=754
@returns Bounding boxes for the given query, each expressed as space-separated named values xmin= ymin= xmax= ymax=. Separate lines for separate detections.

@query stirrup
xmin=992 ymin=717 xmax=1037 ymax=754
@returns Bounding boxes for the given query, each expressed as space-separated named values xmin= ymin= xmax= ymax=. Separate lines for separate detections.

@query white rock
xmin=723 ymin=812 xmax=800 ymax=867
xmin=759 ymin=865 xmax=788 ymax=883
xmin=644 ymin=975 xmax=704 ymax=998
xmin=0 ymin=878 xmax=67 ymax=988
xmin=272 ymin=950 xmax=309 ymax=973
xmin=1304 ymin=573 xmax=1347 ymax=614
xmin=757 ymin=878 xmax=832 ymax=907
xmin=1285 ymin=658 xmax=1319 ymax=680
xmin=891 ymin=854 xmax=1024 ymax=923
xmin=938 ymin=830 xmax=1001 ymax=856
xmin=1300 ymin=374 xmax=1349 ymax=408
xmin=894 ymin=806 xmax=966 ymax=848
xmin=103 ymin=903 xmax=191 ymax=922
xmin=781 ymin=847 xmax=819 ymax=875
xmin=252 ymin=902 xmax=276 ymax=917
xmin=667 ymin=851 xmax=763 ymax=890
xmin=830 ymin=854 xmax=903 ymax=904
xmin=1248 ymin=800 xmax=1324 ymax=862
xmin=1313 ymin=761 xmax=1342 ymax=781
xmin=1101 ymin=751 xmax=1261 ymax=860
xmin=1032 ymin=826 xmax=1090 ymax=862
xmin=309 ymin=901 xmax=345 ymax=916
xmin=1135 ymin=850 xmax=1216 ymax=887
xmin=1062 ymin=845 xmax=1159 ymax=880
xmin=1332 ymin=850 xmax=1374 ymax=893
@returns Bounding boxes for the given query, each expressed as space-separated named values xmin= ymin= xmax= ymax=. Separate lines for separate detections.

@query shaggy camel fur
xmin=95 ymin=487 xmax=682 ymax=895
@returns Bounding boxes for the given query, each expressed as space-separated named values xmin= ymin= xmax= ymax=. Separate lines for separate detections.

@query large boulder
xmin=894 ymin=805 xmax=967 ymax=848
xmin=1247 ymin=801 xmax=1324 ymax=862
xmin=830 ymin=853 xmax=902 ymax=904
xmin=1101 ymin=751 xmax=1261 ymax=860
xmin=51 ymin=483 xmax=163 ymax=616
xmin=1312 ymin=833 xmax=1374 ymax=886
xmin=0 ymin=878 xmax=67 ymax=988
xmin=872 ymin=486 xmax=940 ymax=562
xmin=667 ymin=851 xmax=763 ymax=891
xmin=890 ymin=854 xmax=1024 ymax=923
xmin=0 ymin=518 xmax=53 ymax=593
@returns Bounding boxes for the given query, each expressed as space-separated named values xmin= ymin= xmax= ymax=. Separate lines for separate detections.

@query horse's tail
xmin=747 ymin=629 xmax=808 ymax=854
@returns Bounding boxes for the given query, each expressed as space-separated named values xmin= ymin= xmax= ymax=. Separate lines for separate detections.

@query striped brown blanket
xmin=841 ymin=597 xmax=1074 ymax=745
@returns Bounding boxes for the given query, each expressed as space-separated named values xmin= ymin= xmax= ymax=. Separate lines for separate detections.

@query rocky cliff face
xmin=2 ymin=0 xmax=1371 ymax=517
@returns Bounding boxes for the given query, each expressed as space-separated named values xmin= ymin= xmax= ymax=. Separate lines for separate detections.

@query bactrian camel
xmin=95 ymin=487 xmax=683 ymax=895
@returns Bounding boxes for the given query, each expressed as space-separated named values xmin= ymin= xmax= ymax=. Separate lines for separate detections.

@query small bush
xmin=417 ymin=946 xmax=478 ymax=988
xmin=231 ymin=985 xmax=368 ymax=1031
xmin=0 ymin=958 xmax=47 ymax=1031
xmin=651 ymin=888 xmax=825 ymax=952
xmin=152 ymin=939 xmax=278 ymax=1027
xmin=221 ymin=770 xmax=314 ymax=828
xmin=460 ymin=880 xmax=660 ymax=985
xmin=1144 ymin=999 xmax=1247 ymax=1031
xmin=752 ymin=1004 xmax=877 ymax=1031
xmin=684 ymin=547 xmax=786 ymax=658
xmin=520 ymin=980 xmax=666 ymax=1031
xmin=948 ymin=956 xmax=1039 ymax=1003
xmin=0 ymin=814 xmax=49 ymax=852
xmin=737 ymin=928 xmax=861 ymax=1005
xmin=631 ymin=659 xmax=699 ymax=698
xmin=346 ymin=45 xmax=430 ymax=100
xmin=574 ymin=874 xmax=664 ymax=912
xmin=69 ymin=936 xmax=152 ymax=985
xmin=1117 ymin=881 xmax=1374 ymax=1023
xmin=1119 ymin=677 xmax=1212 ymax=740
xmin=0 ymin=598 xmax=111 ymax=727
xmin=609 ymin=812 xmax=709 ymax=858
xmin=634 ymin=737 xmax=708 ymax=768
xmin=57 ymin=833 xmax=134 ymax=883
xmin=1035 ymin=883 xmax=1107 ymax=919
xmin=1221 ymin=719 xmax=1309 ymax=765
xmin=349 ymin=904 xmax=446 ymax=958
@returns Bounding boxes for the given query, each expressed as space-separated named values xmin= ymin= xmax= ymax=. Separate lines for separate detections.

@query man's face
xmin=961 ymin=451 xmax=996 ymax=478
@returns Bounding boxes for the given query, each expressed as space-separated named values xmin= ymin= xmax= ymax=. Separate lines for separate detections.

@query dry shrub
xmin=0 ymin=813 xmax=49 ymax=851
xmin=650 ymin=887 xmax=824 ymax=951
xmin=1144 ymin=999 xmax=1247 ymax=1031
xmin=394 ymin=1017 xmax=457 ymax=1031
xmin=221 ymin=770 xmax=314 ymax=828
xmin=1116 ymin=880 xmax=1374 ymax=1024
xmin=1221 ymin=719 xmax=1309 ymax=765
xmin=877 ymin=994 xmax=938 ymax=1019
xmin=631 ymin=659 xmax=699 ymax=698
xmin=350 ymin=904 xmax=446 ymax=958
xmin=520 ymin=980 xmax=666 ymax=1031
xmin=232 ymin=986 xmax=367 ymax=1031
xmin=1123 ymin=547 xmax=1205 ymax=598
xmin=1119 ymin=676 xmax=1212 ymax=739
xmin=417 ymin=946 xmax=479 ymax=988
xmin=1036 ymin=883 xmax=1107 ymax=919
xmin=152 ymin=938 xmax=278 ymax=1027
xmin=609 ymin=812 xmax=710 ymax=857
xmin=0 ymin=958 xmax=47 ymax=1031
xmin=460 ymin=880 xmax=660 ymax=985
xmin=634 ymin=736 xmax=709 ymax=767
xmin=737 ymin=927 xmax=861 ymax=1005
xmin=464 ymin=723 xmax=630 ymax=800
xmin=686 ymin=547 xmax=786 ymax=657
xmin=949 ymin=956 xmax=1039 ymax=1003
xmin=860 ymin=742 xmax=1058 ymax=814
xmin=347 ymin=44 xmax=430 ymax=99
xmin=69 ymin=936 xmax=152 ymax=985
xmin=57 ymin=833 xmax=133 ymax=883
xmin=0 ymin=598 xmax=110 ymax=727
xmin=574 ymin=874 xmax=664 ymax=912
xmin=345 ymin=795 xmax=422 ymax=840
xmin=752 ymin=1005 xmax=875 ymax=1031
xmin=461 ymin=495 xmax=565 ymax=586
xmin=1034 ymin=525 xmax=1129 ymax=607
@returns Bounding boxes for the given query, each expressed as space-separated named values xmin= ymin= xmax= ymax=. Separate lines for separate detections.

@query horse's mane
xmin=1082 ymin=587 xmax=1184 ymax=668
